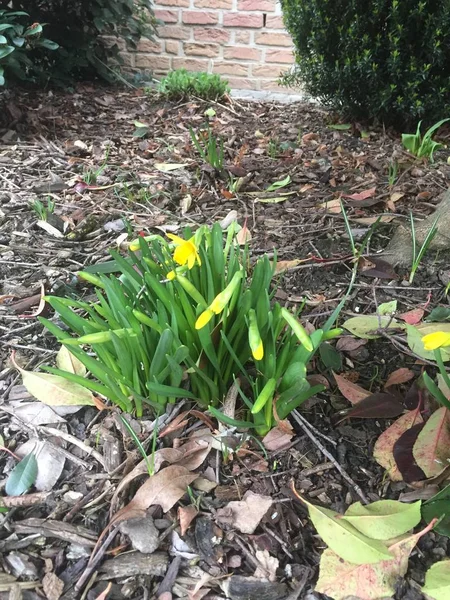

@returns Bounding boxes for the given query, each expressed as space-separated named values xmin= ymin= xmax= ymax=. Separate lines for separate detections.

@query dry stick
xmin=291 ymin=410 xmax=369 ymax=504
xmin=39 ymin=426 xmax=106 ymax=469
xmin=75 ymin=526 xmax=119 ymax=593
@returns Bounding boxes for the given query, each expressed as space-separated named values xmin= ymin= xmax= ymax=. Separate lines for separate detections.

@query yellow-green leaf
xmin=343 ymin=315 xmax=404 ymax=339
xmin=342 ymin=500 xmax=421 ymax=540
xmin=19 ymin=368 xmax=95 ymax=407
xmin=296 ymin=493 xmax=393 ymax=564
xmin=56 ymin=346 xmax=86 ymax=377
xmin=422 ymin=560 xmax=450 ymax=600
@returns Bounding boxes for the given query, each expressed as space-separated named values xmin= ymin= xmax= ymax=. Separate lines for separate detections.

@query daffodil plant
xmin=421 ymin=331 xmax=450 ymax=410
xmin=40 ymin=223 xmax=342 ymax=433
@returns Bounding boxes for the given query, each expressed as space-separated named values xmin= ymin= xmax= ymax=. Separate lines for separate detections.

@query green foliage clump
xmin=40 ymin=224 xmax=342 ymax=434
xmin=0 ymin=9 xmax=57 ymax=85
xmin=280 ymin=0 xmax=450 ymax=127
xmin=1 ymin=0 xmax=156 ymax=83
xmin=157 ymin=69 xmax=230 ymax=101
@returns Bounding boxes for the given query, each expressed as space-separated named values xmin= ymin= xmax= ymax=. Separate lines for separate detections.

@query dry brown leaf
xmin=42 ymin=572 xmax=64 ymax=600
xmin=215 ymin=491 xmax=272 ymax=534
xmin=333 ymin=371 xmax=371 ymax=405
xmin=262 ymin=422 xmax=293 ymax=451
xmin=336 ymin=337 xmax=367 ymax=353
xmin=112 ymin=465 xmax=197 ymax=526
xmin=384 ymin=368 xmax=415 ymax=388
xmin=254 ymin=550 xmax=279 ymax=582
xmin=273 ymin=259 xmax=302 ymax=275
xmin=178 ymin=505 xmax=198 ymax=536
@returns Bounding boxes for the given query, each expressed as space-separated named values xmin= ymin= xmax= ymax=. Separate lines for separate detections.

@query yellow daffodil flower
xmin=167 ymin=234 xmax=201 ymax=269
xmin=422 ymin=331 xmax=450 ymax=351
xmin=195 ymin=271 xmax=243 ymax=329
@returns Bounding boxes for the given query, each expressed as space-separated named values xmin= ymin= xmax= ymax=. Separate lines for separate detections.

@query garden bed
xmin=0 ymin=85 xmax=449 ymax=600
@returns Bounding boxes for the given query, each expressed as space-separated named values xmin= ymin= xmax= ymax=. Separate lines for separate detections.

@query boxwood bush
xmin=0 ymin=0 xmax=157 ymax=84
xmin=280 ymin=0 xmax=450 ymax=127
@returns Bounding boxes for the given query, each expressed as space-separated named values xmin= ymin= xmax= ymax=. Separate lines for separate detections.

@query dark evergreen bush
xmin=280 ymin=0 xmax=450 ymax=126
xmin=0 ymin=0 xmax=156 ymax=84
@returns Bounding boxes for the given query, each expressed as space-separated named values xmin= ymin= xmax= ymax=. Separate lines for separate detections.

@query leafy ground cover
xmin=1 ymin=86 xmax=450 ymax=599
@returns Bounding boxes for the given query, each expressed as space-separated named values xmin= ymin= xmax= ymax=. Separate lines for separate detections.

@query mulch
xmin=0 ymin=84 xmax=449 ymax=600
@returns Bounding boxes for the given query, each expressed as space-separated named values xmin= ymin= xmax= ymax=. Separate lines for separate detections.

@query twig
xmin=39 ymin=426 xmax=106 ymax=469
xmin=75 ymin=526 xmax=119 ymax=593
xmin=291 ymin=410 xmax=369 ymax=504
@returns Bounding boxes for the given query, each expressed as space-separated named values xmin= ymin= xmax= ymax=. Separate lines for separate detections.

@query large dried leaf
xmin=345 ymin=392 xmax=404 ymax=419
xmin=341 ymin=500 xmax=421 ymax=540
xmin=316 ymin=522 xmax=434 ymax=600
xmin=216 ymin=491 xmax=272 ymax=534
xmin=384 ymin=368 xmax=415 ymax=388
xmin=262 ymin=422 xmax=294 ymax=451
xmin=373 ymin=410 xmax=423 ymax=481
xmin=393 ymin=423 xmax=426 ymax=483
xmin=294 ymin=492 xmax=392 ymax=564
xmin=333 ymin=372 xmax=370 ymax=405
xmin=413 ymin=407 xmax=450 ymax=478
xmin=111 ymin=465 xmax=197 ymax=525
xmin=422 ymin=559 xmax=450 ymax=600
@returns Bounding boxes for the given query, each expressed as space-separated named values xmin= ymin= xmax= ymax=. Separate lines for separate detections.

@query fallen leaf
xmin=154 ymin=162 xmax=189 ymax=172
xmin=216 ymin=491 xmax=272 ymax=534
xmin=384 ymin=368 xmax=415 ymax=388
xmin=254 ymin=550 xmax=279 ymax=582
xmin=351 ymin=215 xmax=394 ymax=225
xmin=377 ymin=300 xmax=397 ymax=315
xmin=333 ymin=371 xmax=370 ymax=405
xmin=393 ymin=423 xmax=427 ymax=483
xmin=16 ymin=439 xmax=65 ymax=492
xmin=316 ymin=521 xmax=435 ymax=600
xmin=398 ymin=308 xmax=424 ymax=325
xmin=422 ymin=482 xmax=450 ymax=538
xmin=8 ymin=401 xmax=66 ymax=426
xmin=178 ymin=505 xmax=198 ymax=536
xmin=413 ymin=407 xmax=450 ymax=478
xmin=373 ymin=409 xmax=424 ymax=481
xmin=56 ymin=346 xmax=86 ymax=377
xmin=5 ymin=453 xmax=38 ymax=496
xmin=273 ymin=259 xmax=302 ymax=274
xmin=335 ymin=337 xmax=367 ymax=353
xmin=341 ymin=499 xmax=421 ymax=540
xmin=111 ymin=465 xmax=197 ymax=525
xmin=342 ymin=187 xmax=376 ymax=201
xmin=345 ymin=393 xmax=405 ymax=419
xmin=292 ymin=489 xmax=392 ymax=564
xmin=262 ymin=422 xmax=294 ymax=451
xmin=422 ymin=559 xmax=450 ymax=600
xmin=42 ymin=571 xmax=64 ymax=600
xmin=343 ymin=315 xmax=404 ymax=339
xmin=236 ymin=223 xmax=251 ymax=245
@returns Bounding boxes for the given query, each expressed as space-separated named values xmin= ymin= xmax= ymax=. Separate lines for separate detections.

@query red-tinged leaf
xmin=346 ymin=393 xmax=405 ymax=419
xmin=335 ymin=337 xmax=367 ymax=353
xmin=384 ymin=368 xmax=415 ymax=388
xmin=221 ymin=189 xmax=234 ymax=199
xmin=413 ymin=407 xmax=450 ymax=478
xmin=359 ymin=256 xmax=398 ymax=280
xmin=393 ymin=423 xmax=426 ymax=483
xmin=404 ymin=380 xmax=426 ymax=411
xmin=342 ymin=187 xmax=376 ymax=201
xmin=333 ymin=371 xmax=371 ymax=405
xmin=373 ymin=409 xmax=424 ymax=481
xmin=398 ymin=308 xmax=425 ymax=325
xmin=262 ymin=422 xmax=294 ymax=451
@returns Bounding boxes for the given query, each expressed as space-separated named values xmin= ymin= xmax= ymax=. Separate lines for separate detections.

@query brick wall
xmin=125 ymin=0 xmax=295 ymax=92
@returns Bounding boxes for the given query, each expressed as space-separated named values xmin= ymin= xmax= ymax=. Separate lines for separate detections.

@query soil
xmin=1 ymin=84 xmax=449 ymax=600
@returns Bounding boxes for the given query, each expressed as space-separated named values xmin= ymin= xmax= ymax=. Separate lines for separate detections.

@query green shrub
xmin=157 ymin=69 xmax=230 ymax=100
xmin=280 ymin=0 xmax=450 ymax=127
xmin=39 ymin=224 xmax=342 ymax=434
xmin=0 ymin=9 xmax=57 ymax=85
xmin=1 ymin=0 xmax=156 ymax=83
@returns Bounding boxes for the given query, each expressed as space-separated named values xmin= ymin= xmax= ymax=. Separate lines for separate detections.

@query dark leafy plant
xmin=156 ymin=69 xmax=230 ymax=101
xmin=280 ymin=0 xmax=450 ymax=127
xmin=1 ymin=0 xmax=156 ymax=83
xmin=0 ymin=9 xmax=57 ymax=85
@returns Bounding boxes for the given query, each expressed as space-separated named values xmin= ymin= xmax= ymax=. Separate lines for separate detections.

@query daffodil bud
xmin=281 ymin=308 xmax=313 ymax=352
xmin=251 ymin=378 xmax=277 ymax=414
xmin=210 ymin=271 xmax=243 ymax=315
xmin=78 ymin=271 xmax=105 ymax=289
xmin=248 ymin=309 xmax=264 ymax=360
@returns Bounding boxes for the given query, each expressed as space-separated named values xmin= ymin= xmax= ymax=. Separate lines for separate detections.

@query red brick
xmin=165 ymin=40 xmax=180 ymax=54
xmin=172 ymin=57 xmax=210 ymax=71
xmin=156 ymin=0 xmax=189 ymax=6
xmin=255 ymin=32 xmax=292 ymax=47
xmin=213 ymin=62 xmax=250 ymax=77
xmin=237 ymin=0 xmax=275 ymax=10
xmin=266 ymin=49 xmax=295 ymax=64
xmin=227 ymin=77 xmax=259 ymax=90
xmin=265 ymin=16 xmax=285 ymax=29
xmin=235 ymin=31 xmax=251 ymax=44
xmin=182 ymin=11 xmax=218 ymax=25
xmin=158 ymin=25 xmax=191 ymax=40
xmin=252 ymin=64 xmax=287 ymax=78
xmin=154 ymin=9 xmax=178 ymax=24
xmin=224 ymin=46 xmax=261 ymax=61
xmin=184 ymin=42 xmax=220 ymax=57
xmin=137 ymin=39 xmax=163 ymax=53
xmin=194 ymin=0 xmax=232 ymax=7
xmin=135 ymin=55 xmax=171 ymax=71
xmin=194 ymin=28 xmax=230 ymax=43
xmin=223 ymin=13 xmax=263 ymax=28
